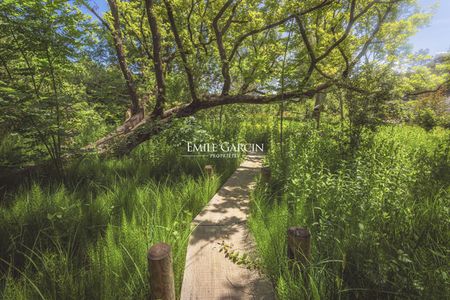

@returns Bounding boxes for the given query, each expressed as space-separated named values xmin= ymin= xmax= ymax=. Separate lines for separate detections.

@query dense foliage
xmin=0 ymin=110 xmax=258 ymax=298
xmin=0 ymin=0 xmax=449 ymax=299
xmin=250 ymin=121 xmax=449 ymax=299
xmin=2 ymin=0 xmax=448 ymax=160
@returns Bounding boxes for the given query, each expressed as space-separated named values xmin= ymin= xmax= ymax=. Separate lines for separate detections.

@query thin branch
xmin=222 ymin=0 xmax=241 ymax=34
xmin=237 ymin=30 xmax=270 ymax=94
xmin=229 ymin=0 xmax=333 ymax=62
xmin=315 ymin=0 xmax=379 ymax=64
xmin=79 ymin=0 xmax=113 ymax=32
xmin=145 ymin=0 xmax=166 ymax=116
xmin=295 ymin=16 xmax=316 ymax=86
xmin=120 ymin=10 xmax=153 ymax=60
xmin=0 ymin=55 xmax=13 ymax=80
xmin=295 ymin=15 xmax=316 ymax=63
xmin=187 ymin=0 xmax=198 ymax=48
xmin=348 ymin=5 xmax=391 ymax=70
xmin=212 ymin=0 xmax=234 ymax=95
xmin=338 ymin=45 xmax=350 ymax=77
xmin=315 ymin=0 xmax=358 ymax=62
xmin=229 ymin=15 xmax=293 ymax=62
xmin=107 ymin=0 xmax=141 ymax=114
xmin=138 ymin=8 xmax=154 ymax=60
xmin=406 ymin=79 xmax=450 ymax=97
xmin=163 ymin=0 xmax=198 ymax=102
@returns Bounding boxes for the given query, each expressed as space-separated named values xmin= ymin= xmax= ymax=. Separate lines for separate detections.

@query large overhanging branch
xmin=85 ymin=0 xmax=404 ymax=157
xmin=196 ymin=83 xmax=331 ymax=108
xmin=92 ymin=82 xmax=332 ymax=156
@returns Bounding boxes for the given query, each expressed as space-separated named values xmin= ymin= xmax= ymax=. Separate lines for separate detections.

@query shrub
xmin=250 ymin=123 xmax=449 ymax=299
xmin=415 ymin=108 xmax=437 ymax=131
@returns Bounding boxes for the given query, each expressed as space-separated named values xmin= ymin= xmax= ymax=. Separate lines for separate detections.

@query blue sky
xmin=82 ymin=0 xmax=449 ymax=55
xmin=410 ymin=0 xmax=450 ymax=55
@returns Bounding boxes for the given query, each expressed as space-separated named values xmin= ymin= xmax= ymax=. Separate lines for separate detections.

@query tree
xmin=405 ymin=53 xmax=450 ymax=129
xmin=2 ymin=0 xmax=431 ymax=157
xmin=0 ymin=0 xmax=94 ymax=168
xmin=79 ymin=0 xmax=430 ymax=156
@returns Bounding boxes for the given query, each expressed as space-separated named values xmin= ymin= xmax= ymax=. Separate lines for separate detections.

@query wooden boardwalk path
xmin=180 ymin=154 xmax=275 ymax=300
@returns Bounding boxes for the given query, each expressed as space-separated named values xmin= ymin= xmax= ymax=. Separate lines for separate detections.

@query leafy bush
xmin=415 ymin=108 xmax=437 ymax=131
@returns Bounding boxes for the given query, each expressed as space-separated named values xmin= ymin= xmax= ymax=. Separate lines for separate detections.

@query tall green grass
xmin=0 ymin=110 xmax=252 ymax=299
xmin=0 ymin=105 xmax=271 ymax=299
xmin=0 ymin=153 xmax=237 ymax=299
xmin=249 ymin=123 xmax=449 ymax=299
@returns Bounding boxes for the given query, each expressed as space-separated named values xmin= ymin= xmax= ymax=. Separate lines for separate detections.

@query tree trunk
xmin=87 ymin=84 xmax=331 ymax=156
xmin=145 ymin=0 xmax=166 ymax=117
xmin=107 ymin=0 xmax=141 ymax=115
xmin=313 ymin=92 xmax=325 ymax=129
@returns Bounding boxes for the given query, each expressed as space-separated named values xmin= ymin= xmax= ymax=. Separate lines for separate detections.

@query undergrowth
xmin=249 ymin=123 xmax=449 ymax=299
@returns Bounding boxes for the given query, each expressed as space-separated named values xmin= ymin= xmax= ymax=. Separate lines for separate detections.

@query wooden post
xmin=148 ymin=243 xmax=175 ymax=300
xmin=261 ymin=166 xmax=271 ymax=183
xmin=204 ymin=165 xmax=214 ymax=176
xmin=287 ymin=227 xmax=311 ymax=266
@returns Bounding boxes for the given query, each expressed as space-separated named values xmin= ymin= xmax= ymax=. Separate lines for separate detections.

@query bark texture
xmin=89 ymin=83 xmax=330 ymax=156
xmin=107 ymin=0 xmax=141 ymax=115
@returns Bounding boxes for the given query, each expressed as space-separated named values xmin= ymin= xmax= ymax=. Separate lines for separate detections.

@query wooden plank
xmin=180 ymin=155 xmax=274 ymax=300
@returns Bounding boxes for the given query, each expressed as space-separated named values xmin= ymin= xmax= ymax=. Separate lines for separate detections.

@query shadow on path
xmin=180 ymin=154 xmax=275 ymax=300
